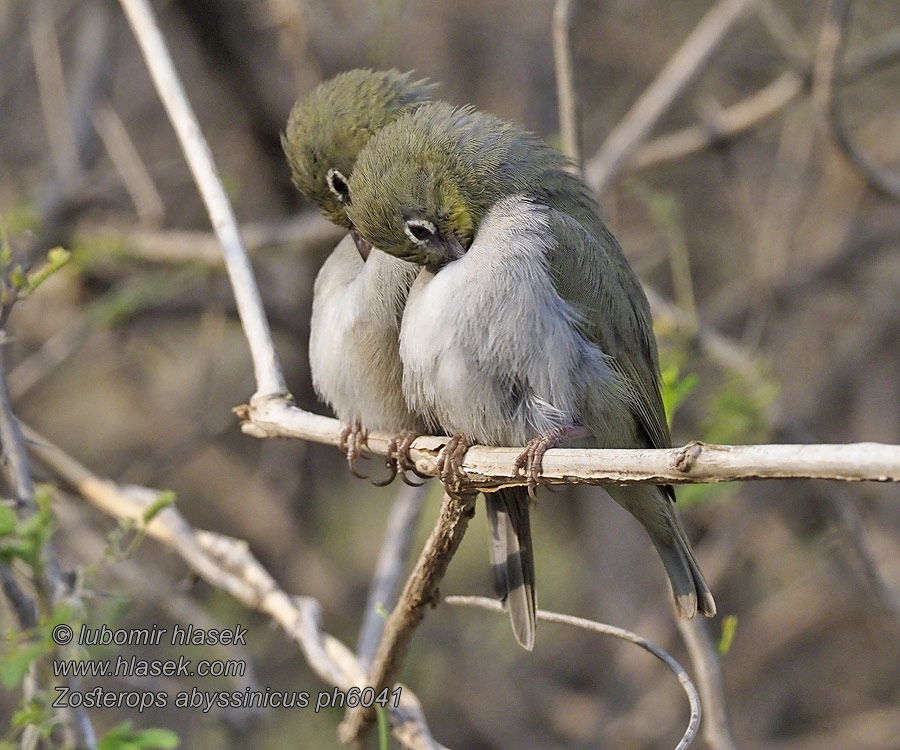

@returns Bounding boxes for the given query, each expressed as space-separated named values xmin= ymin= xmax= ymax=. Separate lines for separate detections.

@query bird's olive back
xmin=282 ymin=69 xmax=434 ymax=228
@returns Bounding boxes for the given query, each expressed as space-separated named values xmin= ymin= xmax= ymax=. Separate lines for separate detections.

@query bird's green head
xmin=281 ymin=69 xmax=434 ymax=237
xmin=347 ymin=102 xmax=575 ymax=270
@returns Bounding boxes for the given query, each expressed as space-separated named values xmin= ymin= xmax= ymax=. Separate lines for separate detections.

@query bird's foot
xmin=436 ymin=435 xmax=470 ymax=496
xmin=514 ymin=425 xmax=590 ymax=500
xmin=372 ymin=429 xmax=427 ymax=487
xmin=339 ymin=419 xmax=369 ymax=479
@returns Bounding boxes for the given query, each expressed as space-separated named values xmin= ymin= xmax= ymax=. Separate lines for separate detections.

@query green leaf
xmin=142 ymin=491 xmax=176 ymax=525
xmin=0 ymin=503 xmax=17 ymax=536
xmin=99 ymin=721 xmax=180 ymax=750
xmin=24 ymin=247 xmax=71 ymax=294
xmin=718 ymin=614 xmax=739 ymax=655
xmin=1 ymin=643 xmax=46 ymax=688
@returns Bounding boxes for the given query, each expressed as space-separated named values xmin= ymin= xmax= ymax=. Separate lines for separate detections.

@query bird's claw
xmin=371 ymin=429 xmax=426 ymax=487
xmin=514 ymin=428 xmax=569 ymax=501
xmin=436 ymin=435 xmax=470 ymax=496
xmin=340 ymin=420 xmax=369 ymax=479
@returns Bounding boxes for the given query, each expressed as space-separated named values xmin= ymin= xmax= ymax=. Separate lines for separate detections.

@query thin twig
xmin=357 ymin=482 xmax=430 ymax=672
xmin=339 ymin=490 xmax=478 ymax=746
xmin=675 ymin=618 xmax=739 ymax=750
xmin=627 ymin=72 xmax=804 ymax=173
xmin=584 ymin=0 xmax=758 ymax=193
xmin=117 ymin=0 xmax=287 ymax=396
xmin=446 ymin=596 xmax=702 ymax=750
xmin=240 ymin=398 xmax=900 ymax=485
xmin=624 ymin=25 xmax=900 ymax=175
xmin=91 ymin=100 xmax=166 ymax=226
xmin=552 ymin=0 xmax=582 ymax=172
xmin=28 ymin=0 xmax=80 ymax=178
xmin=23 ymin=423 xmax=446 ymax=750
xmin=79 ymin=212 xmax=342 ymax=266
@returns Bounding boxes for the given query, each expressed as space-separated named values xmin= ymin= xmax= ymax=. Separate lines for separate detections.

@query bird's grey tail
xmin=608 ymin=485 xmax=716 ymax=618
xmin=486 ymin=486 xmax=537 ymax=650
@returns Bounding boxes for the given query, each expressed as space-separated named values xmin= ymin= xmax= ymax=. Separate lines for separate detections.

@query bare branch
xmin=552 ymin=0 xmax=582 ymax=171
xmin=240 ymin=397 xmax=900 ymax=486
xmin=627 ymin=72 xmax=804 ymax=173
xmin=584 ymin=0 xmax=759 ymax=193
xmin=23 ymin=423 xmax=447 ymax=750
xmin=117 ymin=0 xmax=287 ymax=396
xmin=339 ymin=490 xmax=477 ymax=745
xmin=446 ymin=596 xmax=702 ymax=750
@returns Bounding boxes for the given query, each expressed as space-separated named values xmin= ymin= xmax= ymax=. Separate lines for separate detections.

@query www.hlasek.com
xmin=49 ymin=622 xmax=402 ymax=713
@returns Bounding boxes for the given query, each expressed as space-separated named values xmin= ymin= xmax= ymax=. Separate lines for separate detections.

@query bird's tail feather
xmin=486 ymin=486 xmax=537 ymax=650
xmin=607 ymin=484 xmax=716 ymax=618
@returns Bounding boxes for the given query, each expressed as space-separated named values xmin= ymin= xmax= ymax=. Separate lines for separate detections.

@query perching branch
xmin=240 ymin=397 xmax=900 ymax=486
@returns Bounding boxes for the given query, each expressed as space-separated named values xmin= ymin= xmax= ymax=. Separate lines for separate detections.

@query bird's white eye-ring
xmin=404 ymin=219 xmax=437 ymax=245
xmin=326 ymin=168 xmax=350 ymax=203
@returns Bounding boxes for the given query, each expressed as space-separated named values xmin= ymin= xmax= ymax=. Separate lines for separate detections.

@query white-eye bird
xmin=282 ymin=69 xmax=433 ymax=481
xmin=346 ymin=102 xmax=717 ymax=648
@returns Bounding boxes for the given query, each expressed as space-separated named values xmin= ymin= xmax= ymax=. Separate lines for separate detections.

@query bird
xmin=346 ymin=102 xmax=717 ymax=648
xmin=281 ymin=69 xmax=434 ymax=482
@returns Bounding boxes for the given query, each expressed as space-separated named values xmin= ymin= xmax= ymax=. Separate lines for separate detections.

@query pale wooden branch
xmin=240 ymin=396 xmax=900 ymax=486
xmin=22 ymin=423 xmax=447 ymax=750
xmin=446 ymin=596 xmax=702 ymax=750
xmin=552 ymin=0 xmax=582 ymax=172
xmin=339 ymin=490 xmax=478 ymax=746
xmin=584 ymin=0 xmax=759 ymax=193
xmin=117 ymin=0 xmax=287 ymax=397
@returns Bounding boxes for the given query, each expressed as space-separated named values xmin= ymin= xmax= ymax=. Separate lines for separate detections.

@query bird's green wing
xmin=545 ymin=207 xmax=673 ymax=456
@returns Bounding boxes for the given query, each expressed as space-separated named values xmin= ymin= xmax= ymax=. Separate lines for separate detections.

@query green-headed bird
xmin=282 ymin=69 xmax=433 ymax=480
xmin=347 ymin=102 xmax=717 ymax=649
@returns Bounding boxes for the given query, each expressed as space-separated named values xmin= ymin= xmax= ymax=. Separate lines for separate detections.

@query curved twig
xmin=445 ymin=596 xmax=701 ymax=750
xmin=818 ymin=0 xmax=900 ymax=202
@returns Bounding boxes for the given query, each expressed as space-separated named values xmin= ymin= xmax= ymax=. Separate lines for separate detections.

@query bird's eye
xmin=404 ymin=219 xmax=437 ymax=245
xmin=326 ymin=168 xmax=351 ymax=203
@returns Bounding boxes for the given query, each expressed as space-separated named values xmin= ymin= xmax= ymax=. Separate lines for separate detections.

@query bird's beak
xmin=349 ymin=226 xmax=372 ymax=261
xmin=446 ymin=234 xmax=467 ymax=261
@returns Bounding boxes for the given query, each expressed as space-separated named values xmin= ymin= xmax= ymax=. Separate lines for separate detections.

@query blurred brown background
xmin=2 ymin=0 xmax=900 ymax=747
